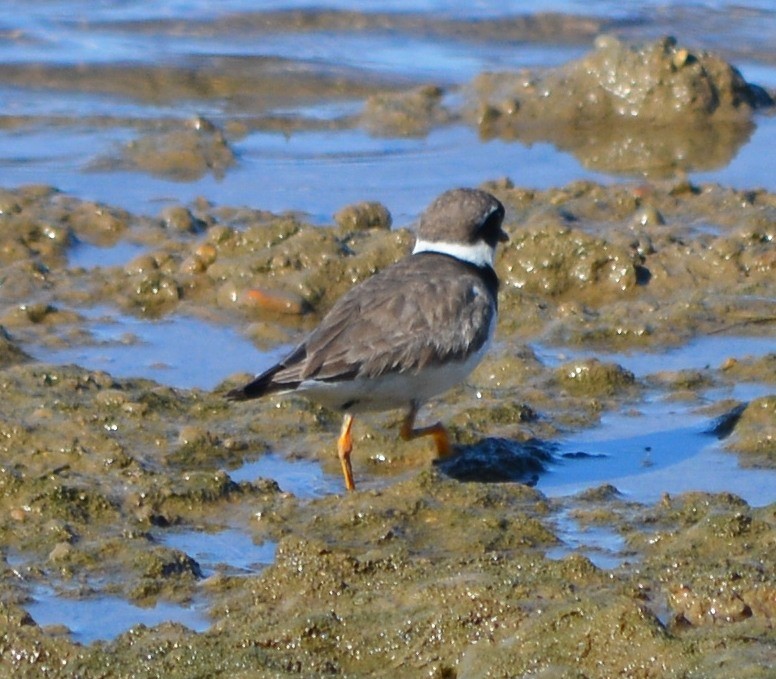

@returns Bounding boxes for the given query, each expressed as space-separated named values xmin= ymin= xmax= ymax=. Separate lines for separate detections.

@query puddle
xmin=539 ymin=395 xmax=776 ymax=507
xmin=32 ymin=308 xmax=287 ymax=390
xmin=18 ymin=527 xmax=276 ymax=644
xmin=535 ymin=335 xmax=776 ymax=378
xmin=546 ymin=509 xmax=628 ymax=570
xmin=229 ymin=453 xmax=338 ymax=498
xmin=533 ymin=337 xmax=776 ymax=505
xmin=68 ymin=239 xmax=148 ymax=269
xmin=25 ymin=586 xmax=210 ymax=644
xmin=542 ymin=408 xmax=704 ymax=495
xmin=160 ymin=528 xmax=276 ymax=577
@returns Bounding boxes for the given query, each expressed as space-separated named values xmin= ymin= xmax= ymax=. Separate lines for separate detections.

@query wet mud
xmin=0 ymin=13 xmax=775 ymax=679
xmin=465 ymin=35 xmax=773 ymax=176
xmin=2 ymin=172 xmax=774 ymax=675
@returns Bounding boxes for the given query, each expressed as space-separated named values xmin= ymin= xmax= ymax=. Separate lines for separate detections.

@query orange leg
xmin=400 ymin=402 xmax=453 ymax=458
xmin=337 ymin=413 xmax=356 ymax=491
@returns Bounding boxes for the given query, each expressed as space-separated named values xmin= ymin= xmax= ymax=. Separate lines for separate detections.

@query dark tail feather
xmin=226 ymin=364 xmax=287 ymax=401
xmin=226 ymin=343 xmax=307 ymax=401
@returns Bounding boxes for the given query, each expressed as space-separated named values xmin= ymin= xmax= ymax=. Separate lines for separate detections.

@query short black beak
xmin=498 ymin=228 xmax=509 ymax=243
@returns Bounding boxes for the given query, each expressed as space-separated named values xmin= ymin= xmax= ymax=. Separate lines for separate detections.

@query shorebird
xmin=227 ymin=188 xmax=508 ymax=491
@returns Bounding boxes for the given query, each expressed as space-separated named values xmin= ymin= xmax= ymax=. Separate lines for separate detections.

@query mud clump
xmin=0 ymin=186 xmax=74 ymax=269
xmin=334 ymin=200 xmax=392 ymax=231
xmin=500 ymin=223 xmax=640 ymax=298
xmin=461 ymin=595 xmax=680 ymax=678
xmin=102 ymin=117 xmax=236 ymax=181
xmin=465 ymin=36 xmax=773 ymax=175
xmin=362 ymin=84 xmax=449 ymax=136
xmin=475 ymin=35 xmax=770 ymax=125
xmin=556 ymin=358 xmax=636 ymax=397
xmin=160 ymin=205 xmax=208 ymax=235
xmin=724 ymin=396 xmax=776 ymax=467
xmin=489 ymin=181 xmax=776 ymax=348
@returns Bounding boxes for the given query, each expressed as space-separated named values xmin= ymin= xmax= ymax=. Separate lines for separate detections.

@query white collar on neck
xmin=412 ymin=238 xmax=495 ymax=268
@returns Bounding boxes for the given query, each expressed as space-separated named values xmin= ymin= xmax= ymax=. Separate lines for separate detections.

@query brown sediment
xmin=0 ymin=175 xmax=774 ymax=675
xmin=463 ymin=35 xmax=773 ymax=176
xmin=2 ymin=34 xmax=771 ymax=178
xmin=0 ymin=22 xmax=775 ymax=676
xmin=94 ymin=117 xmax=237 ymax=181
xmin=91 ymin=10 xmax=607 ymax=44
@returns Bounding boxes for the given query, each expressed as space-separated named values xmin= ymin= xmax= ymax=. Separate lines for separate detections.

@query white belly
xmin=296 ymin=336 xmax=491 ymax=413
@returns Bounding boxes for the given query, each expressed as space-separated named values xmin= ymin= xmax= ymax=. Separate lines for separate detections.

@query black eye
xmin=477 ymin=205 xmax=505 ymax=247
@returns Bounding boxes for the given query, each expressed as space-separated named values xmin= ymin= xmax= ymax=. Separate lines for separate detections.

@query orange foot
xmin=337 ymin=413 xmax=356 ymax=491
xmin=400 ymin=402 xmax=453 ymax=458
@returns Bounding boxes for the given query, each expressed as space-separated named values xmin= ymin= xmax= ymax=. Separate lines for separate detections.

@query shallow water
xmin=536 ymin=334 xmax=776 ymax=378
xmin=68 ymin=240 xmax=149 ymax=270
xmin=542 ymin=396 xmax=776 ymax=506
xmin=24 ymin=586 xmax=210 ymax=644
xmin=31 ymin=307 xmax=288 ymax=390
xmin=229 ymin=452 xmax=335 ymax=498
xmin=536 ymin=338 xmax=776 ymax=504
xmin=546 ymin=509 xmax=628 ymax=569
xmin=160 ymin=528 xmax=277 ymax=577
xmin=1 ymin=1 xmax=775 ymax=220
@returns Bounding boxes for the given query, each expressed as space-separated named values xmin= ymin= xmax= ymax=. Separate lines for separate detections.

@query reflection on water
xmin=160 ymin=528 xmax=277 ymax=576
xmin=540 ymin=392 xmax=776 ymax=507
xmin=535 ymin=335 xmax=776 ymax=378
xmin=25 ymin=586 xmax=210 ymax=644
xmin=229 ymin=453 xmax=338 ymax=498
xmin=31 ymin=308 xmax=289 ymax=390
xmin=546 ymin=509 xmax=628 ymax=569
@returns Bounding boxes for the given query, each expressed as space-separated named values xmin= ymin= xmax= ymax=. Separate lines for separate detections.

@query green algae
xmin=0 ymin=37 xmax=774 ymax=676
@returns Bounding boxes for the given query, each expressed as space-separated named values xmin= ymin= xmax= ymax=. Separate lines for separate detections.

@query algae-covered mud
xmin=1 ymin=2 xmax=776 ymax=677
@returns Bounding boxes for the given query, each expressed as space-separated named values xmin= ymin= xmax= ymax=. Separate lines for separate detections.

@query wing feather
xmin=282 ymin=254 xmax=496 ymax=384
xmin=229 ymin=254 xmax=497 ymax=400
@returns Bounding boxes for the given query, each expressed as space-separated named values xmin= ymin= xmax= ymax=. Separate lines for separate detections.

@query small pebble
xmin=239 ymin=288 xmax=309 ymax=315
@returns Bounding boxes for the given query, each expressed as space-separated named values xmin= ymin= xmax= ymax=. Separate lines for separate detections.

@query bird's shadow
xmin=434 ymin=436 xmax=554 ymax=487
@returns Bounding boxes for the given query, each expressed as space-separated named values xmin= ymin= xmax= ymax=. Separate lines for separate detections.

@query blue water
xmin=25 ymin=586 xmax=210 ymax=644
xmin=0 ymin=1 xmax=774 ymax=218
xmin=160 ymin=528 xmax=277 ymax=576
xmin=31 ymin=307 xmax=288 ymax=390
xmin=536 ymin=335 xmax=776 ymax=378
xmin=541 ymin=400 xmax=776 ymax=506
xmin=229 ymin=453 xmax=336 ymax=498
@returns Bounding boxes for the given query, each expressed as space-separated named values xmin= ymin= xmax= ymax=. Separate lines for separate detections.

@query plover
xmin=227 ymin=188 xmax=508 ymax=491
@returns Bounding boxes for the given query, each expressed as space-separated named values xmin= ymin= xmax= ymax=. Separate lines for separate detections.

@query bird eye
xmin=477 ymin=206 xmax=505 ymax=245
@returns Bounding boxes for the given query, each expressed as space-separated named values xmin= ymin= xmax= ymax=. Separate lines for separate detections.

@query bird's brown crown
xmin=417 ymin=188 xmax=507 ymax=248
